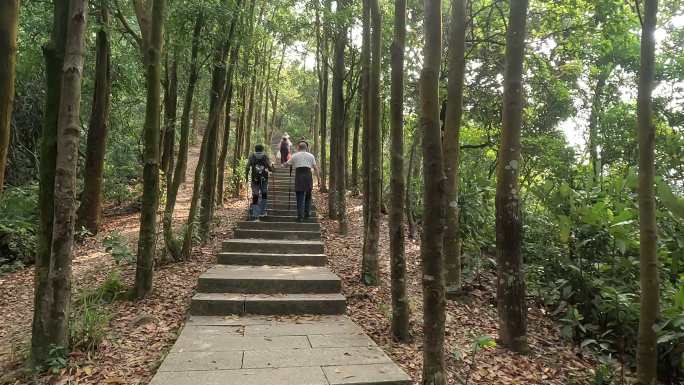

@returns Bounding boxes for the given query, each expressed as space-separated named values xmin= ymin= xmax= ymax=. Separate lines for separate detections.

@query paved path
xmin=151 ymin=167 xmax=411 ymax=385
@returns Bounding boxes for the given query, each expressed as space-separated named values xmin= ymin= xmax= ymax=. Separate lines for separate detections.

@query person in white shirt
xmin=283 ymin=141 xmax=320 ymax=222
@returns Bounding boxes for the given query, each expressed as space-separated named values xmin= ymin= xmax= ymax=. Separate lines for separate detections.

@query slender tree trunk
xmin=32 ymin=0 xmax=67 ymax=365
xmin=319 ymin=1 xmax=330 ymax=192
xmin=191 ymin=98 xmax=199 ymax=144
xmin=636 ymin=0 xmax=659 ymax=383
xmin=217 ymin=44 xmax=240 ymax=206
xmin=405 ymin=127 xmax=420 ymax=240
xmin=420 ymin=0 xmax=447 ymax=382
xmin=389 ymin=0 xmax=410 ymax=341
xmin=161 ymin=52 xmax=177 ymax=176
xmin=361 ymin=0 xmax=381 ymax=286
xmin=0 ymin=0 xmax=19 ymax=194
xmin=243 ymin=67 xmax=257 ymax=158
xmin=361 ymin=0 xmax=371 ymax=240
xmin=351 ymin=99 xmax=360 ymax=195
xmin=587 ymin=66 xmax=610 ymax=184
xmin=76 ymin=0 xmax=110 ymax=234
xmin=135 ymin=0 xmax=166 ymax=299
xmin=163 ymin=10 xmax=203 ymax=260
xmin=231 ymin=86 xmax=246 ymax=196
xmin=331 ymin=0 xmax=348 ymax=233
xmin=495 ymin=0 xmax=529 ymax=353
xmin=31 ymin=0 xmax=87 ymax=364
xmin=444 ymin=0 xmax=467 ymax=294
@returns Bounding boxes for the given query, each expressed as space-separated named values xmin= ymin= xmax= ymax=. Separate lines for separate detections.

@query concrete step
xmin=222 ymin=238 xmax=324 ymax=254
xmin=236 ymin=221 xmax=320 ymax=231
xmin=259 ymin=215 xmax=317 ymax=223
xmin=197 ymin=265 xmax=341 ymax=294
xmin=217 ymin=252 xmax=327 ymax=266
xmin=266 ymin=209 xmax=317 ymax=217
xmin=190 ymin=293 xmax=346 ymax=315
xmin=268 ymin=203 xmax=317 ymax=210
xmin=234 ymin=228 xmax=320 ymax=240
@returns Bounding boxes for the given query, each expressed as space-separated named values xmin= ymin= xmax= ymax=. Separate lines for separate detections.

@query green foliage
xmin=45 ymin=345 xmax=68 ymax=374
xmin=0 ymin=185 xmax=39 ymax=274
xmin=103 ymin=232 xmax=135 ymax=265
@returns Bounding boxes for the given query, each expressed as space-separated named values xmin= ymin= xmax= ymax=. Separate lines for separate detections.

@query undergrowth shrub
xmin=0 ymin=184 xmax=38 ymax=274
xmin=103 ymin=231 xmax=134 ymax=265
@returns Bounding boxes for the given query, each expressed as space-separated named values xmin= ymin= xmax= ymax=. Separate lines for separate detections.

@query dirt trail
xmin=0 ymin=138 xmax=245 ymax=383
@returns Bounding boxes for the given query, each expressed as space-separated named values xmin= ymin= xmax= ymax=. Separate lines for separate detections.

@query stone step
xmin=197 ymin=265 xmax=341 ymax=294
xmin=266 ymin=209 xmax=317 ymax=217
xmin=234 ymin=228 xmax=320 ymax=241
xmin=260 ymin=215 xmax=317 ymax=223
xmin=268 ymin=203 xmax=317 ymax=210
xmin=236 ymin=221 xmax=321 ymax=231
xmin=217 ymin=252 xmax=327 ymax=266
xmin=222 ymin=238 xmax=324 ymax=254
xmin=190 ymin=293 xmax=346 ymax=315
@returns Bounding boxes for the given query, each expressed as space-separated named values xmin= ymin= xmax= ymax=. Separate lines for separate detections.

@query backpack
xmin=252 ymin=154 xmax=269 ymax=181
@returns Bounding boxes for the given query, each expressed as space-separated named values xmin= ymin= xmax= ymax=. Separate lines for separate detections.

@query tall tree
xmin=217 ymin=40 xmax=241 ymax=206
xmin=444 ymin=0 xmax=467 ymax=293
xmin=420 ymin=0 xmax=447 ymax=382
xmin=361 ymin=0 xmax=381 ymax=286
xmin=0 ymin=0 xmax=19 ymax=194
xmin=135 ymin=0 xmax=166 ymax=299
xmin=389 ymin=0 xmax=410 ymax=341
xmin=163 ymin=9 xmax=204 ymax=260
xmin=32 ymin=0 xmax=68 ymax=365
xmin=161 ymin=51 xmax=178 ymax=177
xmin=331 ymin=0 xmax=348 ymax=233
xmin=77 ymin=0 xmax=112 ymax=234
xmin=318 ymin=0 xmax=330 ymax=192
xmin=31 ymin=0 xmax=87 ymax=364
xmin=636 ymin=0 xmax=659 ymax=383
xmin=495 ymin=0 xmax=529 ymax=353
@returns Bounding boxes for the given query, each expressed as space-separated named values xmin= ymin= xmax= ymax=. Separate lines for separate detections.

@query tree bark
xmin=31 ymin=0 xmax=87 ymax=364
xmin=331 ymin=0 xmax=348 ymax=233
xmin=361 ymin=0 xmax=370 ymax=245
xmin=444 ymin=0 xmax=467 ymax=293
xmin=161 ymin=51 xmax=178 ymax=176
xmin=405 ymin=127 xmax=420 ymax=240
xmin=495 ymin=0 xmax=529 ymax=353
xmin=587 ymin=65 xmax=610 ymax=184
xmin=319 ymin=0 xmax=330 ymax=193
xmin=350 ymin=99 xmax=361 ymax=195
xmin=77 ymin=1 xmax=111 ymax=235
xmin=636 ymin=0 xmax=659 ymax=383
xmin=32 ymin=0 xmax=67 ymax=365
xmin=361 ymin=0 xmax=381 ymax=286
xmin=420 ymin=0 xmax=447 ymax=382
xmin=217 ymin=43 xmax=240 ymax=206
xmin=0 ymin=0 xmax=19 ymax=194
xmin=389 ymin=0 xmax=410 ymax=342
xmin=135 ymin=0 xmax=166 ymax=299
xmin=162 ymin=10 xmax=203 ymax=260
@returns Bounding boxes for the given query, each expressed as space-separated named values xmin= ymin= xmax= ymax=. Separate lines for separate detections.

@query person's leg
xmin=259 ymin=179 xmax=268 ymax=216
xmin=304 ymin=189 xmax=312 ymax=219
xmin=250 ymin=182 xmax=259 ymax=220
xmin=295 ymin=191 xmax=305 ymax=221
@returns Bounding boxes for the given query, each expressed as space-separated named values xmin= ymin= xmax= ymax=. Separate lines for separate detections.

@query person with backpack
xmin=279 ymin=134 xmax=292 ymax=165
xmin=283 ymin=140 xmax=320 ymax=222
xmin=245 ymin=144 xmax=274 ymax=219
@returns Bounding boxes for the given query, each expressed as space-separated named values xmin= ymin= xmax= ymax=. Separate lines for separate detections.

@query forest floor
xmin=313 ymin=190 xmax=601 ymax=384
xmin=0 ymin=138 xmax=248 ymax=385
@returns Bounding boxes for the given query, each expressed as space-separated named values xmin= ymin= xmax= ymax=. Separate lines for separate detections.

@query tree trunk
xmin=636 ymin=0 xmax=659 ymax=383
xmin=444 ymin=0 xmax=467 ymax=294
xmin=32 ymin=0 xmax=67 ymax=365
xmin=361 ymin=0 xmax=370 ymax=242
xmin=331 ymin=0 xmax=348 ymax=233
xmin=495 ymin=0 xmax=529 ymax=353
xmin=161 ymin=52 xmax=178 ymax=176
xmin=405 ymin=127 xmax=420 ymax=240
xmin=350 ymin=99 xmax=360 ymax=195
xmin=587 ymin=65 xmax=610 ymax=184
xmin=361 ymin=0 xmax=381 ymax=286
xmin=163 ymin=10 xmax=203 ymax=260
xmin=420 ymin=0 xmax=447 ymax=382
xmin=217 ymin=43 xmax=240 ymax=206
xmin=0 ymin=0 xmax=19 ymax=194
xmin=31 ymin=0 xmax=87 ymax=364
xmin=135 ymin=0 xmax=166 ymax=299
xmin=319 ymin=1 xmax=330 ymax=193
xmin=389 ymin=0 xmax=410 ymax=342
xmin=76 ymin=2 xmax=111 ymax=235
xmin=231 ymin=86 xmax=247 ymax=196
xmin=243 ymin=66 xmax=257 ymax=158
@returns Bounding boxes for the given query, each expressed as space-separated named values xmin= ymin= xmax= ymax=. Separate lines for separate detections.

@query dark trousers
xmin=295 ymin=190 xmax=312 ymax=220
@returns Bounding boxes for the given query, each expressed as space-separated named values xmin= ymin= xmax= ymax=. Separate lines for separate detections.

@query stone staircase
xmin=151 ymin=166 xmax=411 ymax=385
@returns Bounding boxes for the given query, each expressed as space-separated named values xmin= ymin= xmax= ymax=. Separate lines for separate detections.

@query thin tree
xmin=361 ymin=0 xmax=381 ymax=286
xmin=636 ymin=0 xmax=659 ymax=383
xmin=389 ymin=0 xmax=410 ymax=341
xmin=444 ymin=0 xmax=467 ymax=293
xmin=331 ymin=0 xmax=348 ymax=233
xmin=135 ymin=0 xmax=166 ymax=298
xmin=32 ymin=0 xmax=68 ymax=365
xmin=420 ymin=0 xmax=447 ymax=382
xmin=163 ymin=10 xmax=204 ymax=260
xmin=495 ymin=0 xmax=529 ymax=353
xmin=77 ymin=0 xmax=112 ymax=234
xmin=161 ymin=51 xmax=178 ymax=177
xmin=31 ymin=0 xmax=87 ymax=364
xmin=217 ymin=40 xmax=241 ymax=206
xmin=319 ymin=0 xmax=330 ymax=192
xmin=0 ymin=0 xmax=19 ymax=194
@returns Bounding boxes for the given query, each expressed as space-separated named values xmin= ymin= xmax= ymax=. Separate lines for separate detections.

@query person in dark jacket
xmin=279 ymin=134 xmax=292 ymax=165
xmin=246 ymin=144 xmax=274 ymax=218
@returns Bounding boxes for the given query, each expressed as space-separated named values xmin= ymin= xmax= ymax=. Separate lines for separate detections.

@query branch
xmin=114 ymin=1 xmax=142 ymax=47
